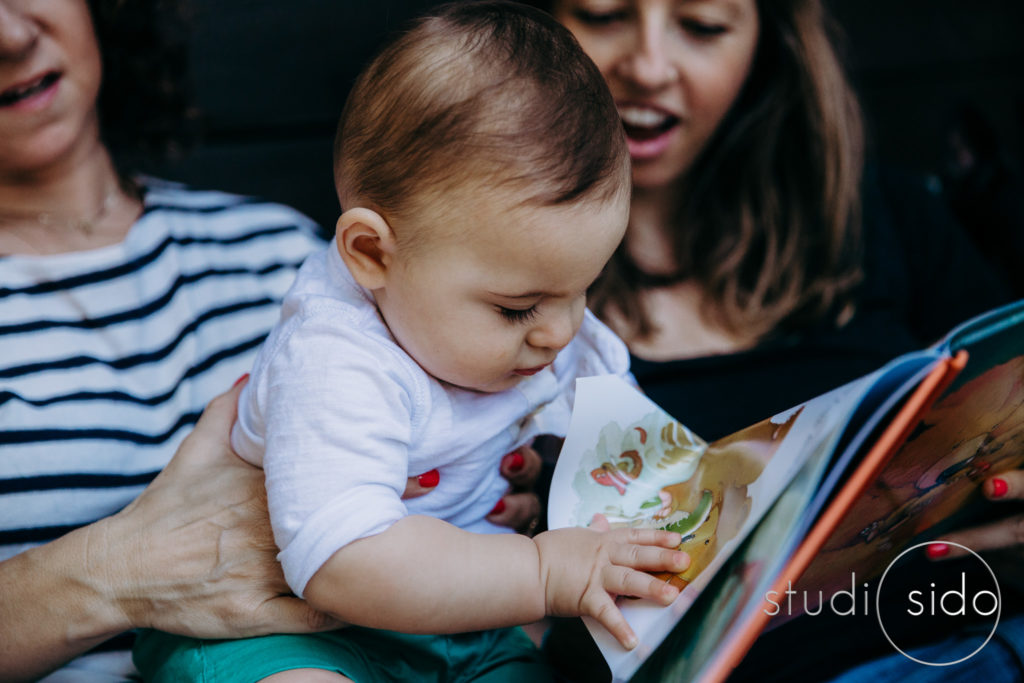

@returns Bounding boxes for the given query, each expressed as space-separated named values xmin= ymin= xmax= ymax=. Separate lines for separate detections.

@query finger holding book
xmin=928 ymin=472 xmax=1024 ymax=558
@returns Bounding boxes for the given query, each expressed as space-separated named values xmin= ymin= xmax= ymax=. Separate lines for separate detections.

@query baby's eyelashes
xmin=497 ymin=305 xmax=539 ymax=324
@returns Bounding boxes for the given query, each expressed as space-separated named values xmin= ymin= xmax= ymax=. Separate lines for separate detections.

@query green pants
xmin=134 ymin=626 xmax=553 ymax=683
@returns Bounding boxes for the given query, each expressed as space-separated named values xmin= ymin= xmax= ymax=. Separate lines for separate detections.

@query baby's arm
xmin=303 ymin=515 xmax=688 ymax=648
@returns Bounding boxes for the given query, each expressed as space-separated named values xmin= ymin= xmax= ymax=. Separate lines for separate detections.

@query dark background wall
xmin=141 ymin=0 xmax=1024 ymax=232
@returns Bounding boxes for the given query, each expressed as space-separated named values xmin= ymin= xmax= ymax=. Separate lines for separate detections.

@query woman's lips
xmin=0 ymin=72 xmax=61 ymax=111
xmin=618 ymin=104 xmax=681 ymax=161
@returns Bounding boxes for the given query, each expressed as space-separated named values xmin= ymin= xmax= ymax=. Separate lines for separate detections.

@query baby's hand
xmin=533 ymin=514 xmax=689 ymax=649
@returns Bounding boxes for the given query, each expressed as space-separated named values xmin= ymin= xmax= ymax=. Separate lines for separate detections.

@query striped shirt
xmin=0 ymin=178 xmax=323 ymax=680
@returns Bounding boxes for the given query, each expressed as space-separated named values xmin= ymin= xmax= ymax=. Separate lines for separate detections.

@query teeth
xmin=1 ymin=74 xmax=53 ymax=102
xmin=10 ymin=79 xmax=41 ymax=97
xmin=618 ymin=106 xmax=671 ymax=129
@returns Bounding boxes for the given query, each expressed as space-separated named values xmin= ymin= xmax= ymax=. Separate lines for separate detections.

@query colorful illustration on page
xmin=802 ymin=354 xmax=1024 ymax=598
xmin=570 ymin=410 xmax=779 ymax=588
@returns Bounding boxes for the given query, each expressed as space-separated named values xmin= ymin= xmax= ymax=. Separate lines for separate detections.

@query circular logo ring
xmin=875 ymin=541 xmax=1001 ymax=666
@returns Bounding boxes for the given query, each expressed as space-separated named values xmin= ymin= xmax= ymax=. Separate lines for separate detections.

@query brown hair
xmin=334 ymin=0 xmax=628 ymax=240
xmin=580 ymin=0 xmax=865 ymax=341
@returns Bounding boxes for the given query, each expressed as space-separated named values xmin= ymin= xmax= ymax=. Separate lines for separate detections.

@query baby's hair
xmin=334 ymin=0 xmax=628 ymax=231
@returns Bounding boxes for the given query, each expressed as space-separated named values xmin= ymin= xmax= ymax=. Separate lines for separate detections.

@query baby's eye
xmin=497 ymin=305 xmax=539 ymax=324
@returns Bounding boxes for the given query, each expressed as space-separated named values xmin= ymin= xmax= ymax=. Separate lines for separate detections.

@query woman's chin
xmin=630 ymin=162 xmax=687 ymax=193
xmin=629 ymin=146 xmax=700 ymax=193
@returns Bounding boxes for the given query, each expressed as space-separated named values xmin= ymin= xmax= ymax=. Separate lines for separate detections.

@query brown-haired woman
xmin=532 ymin=0 xmax=1017 ymax=679
xmin=541 ymin=0 xmax=1009 ymax=436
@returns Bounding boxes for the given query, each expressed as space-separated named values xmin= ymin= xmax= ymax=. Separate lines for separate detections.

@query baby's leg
xmin=260 ymin=669 xmax=352 ymax=683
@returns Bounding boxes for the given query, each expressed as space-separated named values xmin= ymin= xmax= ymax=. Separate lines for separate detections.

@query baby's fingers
xmin=610 ymin=542 xmax=690 ymax=575
xmin=610 ymin=526 xmax=683 ymax=549
xmin=585 ymin=590 xmax=639 ymax=650
xmin=603 ymin=564 xmax=681 ymax=606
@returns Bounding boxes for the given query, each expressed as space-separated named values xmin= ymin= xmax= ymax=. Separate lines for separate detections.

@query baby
xmin=135 ymin=3 xmax=687 ymax=681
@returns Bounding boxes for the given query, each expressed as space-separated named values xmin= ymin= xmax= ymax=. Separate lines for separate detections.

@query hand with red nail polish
xmin=988 ymin=477 xmax=1008 ymax=498
xmin=500 ymin=443 xmax=544 ymax=487
xmin=402 ymin=469 xmax=441 ymax=500
xmin=489 ymin=441 xmax=548 ymax=532
xmin=928 ymin=470 xmax=1024 ymax=560
xmin=503 ymin=450 xmax=525 ymax=472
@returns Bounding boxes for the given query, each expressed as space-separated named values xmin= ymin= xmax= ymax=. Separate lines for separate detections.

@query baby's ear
xmin=336 ymin=208 xmax=397 ymax=290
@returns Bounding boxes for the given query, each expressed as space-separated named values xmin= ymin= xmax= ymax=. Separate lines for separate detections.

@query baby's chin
xmin=442 ymin=371 xmax=523 ymax=394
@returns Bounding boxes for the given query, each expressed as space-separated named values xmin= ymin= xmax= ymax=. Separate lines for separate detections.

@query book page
xmin=548 ymin=375 xmax=873 ymax=682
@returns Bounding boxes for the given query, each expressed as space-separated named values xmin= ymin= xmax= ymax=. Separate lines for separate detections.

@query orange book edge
xmin=702 ymin=349 xmax=968 ymax=683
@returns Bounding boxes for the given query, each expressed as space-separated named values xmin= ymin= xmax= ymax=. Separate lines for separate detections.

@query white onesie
xmin=231 ymin=241 xmax=631 ymax=596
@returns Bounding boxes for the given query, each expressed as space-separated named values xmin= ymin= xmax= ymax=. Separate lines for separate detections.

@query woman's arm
xmin=0 ymin=382 xmax=337 ymax=682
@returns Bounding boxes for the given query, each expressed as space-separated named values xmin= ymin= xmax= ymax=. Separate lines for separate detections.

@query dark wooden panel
xmin=828 ymin=0 xmax=1024 ymax=70
xmin=827 ymin=0 xmax=1024 ymax=173
xmin=185 ymin=0 xmax=438 ymax=133
xmin=143 ymin=136 xmax=340 ymax=231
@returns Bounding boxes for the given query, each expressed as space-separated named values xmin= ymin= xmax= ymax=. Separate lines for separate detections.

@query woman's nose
xmin=617 ymin=21 xmax=678 ymax=90
xmin=0 ymin=2 xmax=40 ymax=60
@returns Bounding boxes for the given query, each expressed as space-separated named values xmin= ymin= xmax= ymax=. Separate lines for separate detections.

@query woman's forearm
xmin=0 ymin=518 xmax=132 ymax=681
xmin=0 ymin=382 xmax=336 ymax=681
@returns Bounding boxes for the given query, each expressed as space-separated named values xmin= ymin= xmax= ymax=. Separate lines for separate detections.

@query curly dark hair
xmin=86 ymin=0 xmax=197 ymax=164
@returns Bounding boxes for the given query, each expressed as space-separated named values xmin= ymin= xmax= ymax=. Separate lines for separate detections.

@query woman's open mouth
xmin=0 ymin=72 xmax=61 ymax=109
xmin=618 ymin=105 xmax=680 ymax=160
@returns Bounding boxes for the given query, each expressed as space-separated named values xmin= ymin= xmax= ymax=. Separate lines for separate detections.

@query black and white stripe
xmin=0 ymin=180 xmax=323 ymax=675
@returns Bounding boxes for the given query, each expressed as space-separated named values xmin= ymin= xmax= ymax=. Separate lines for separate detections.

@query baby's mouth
xmin=0 ymin=72 xmax=61 ymax=107
xmin=618 ymin=105 xmax=680 ymax=141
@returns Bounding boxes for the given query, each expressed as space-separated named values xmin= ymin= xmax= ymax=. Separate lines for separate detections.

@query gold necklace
xmin=0 ymin=178 xmax=142 ymax=256
xmin=0 ymin=181 xmax=122 ymax=237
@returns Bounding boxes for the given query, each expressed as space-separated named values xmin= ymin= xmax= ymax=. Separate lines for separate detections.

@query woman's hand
xmin=0 ymin=379 xmax=344 ymax=681
xmin=106 ymin=379 xmax=441 ymax=638
xmin=487 ymin=444 xmax=546 ymax=533
xmin=928 ymin=472 xmax=1024 ymax=559
xmin=101 ymin=379 xmax=341 ymax=639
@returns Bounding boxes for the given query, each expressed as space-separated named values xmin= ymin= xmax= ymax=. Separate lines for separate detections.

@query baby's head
xmin=334 ymin=0 xmax=630 ymax=393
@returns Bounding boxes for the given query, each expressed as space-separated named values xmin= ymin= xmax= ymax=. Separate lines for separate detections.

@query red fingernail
xmin=490 ymin=499 xmax=506 ymax=515
xmin=417 ymin=469 xmax=439 ymax=488
xmin=926 ymin=542 xmax=950 ymax=559
xmin=504 ymin=451 xmax=525 ymax=472
xmin=233 ymin=373 xmax=250 ymax=387
xmin=990 ymin=477 xmax=1009 ymax=498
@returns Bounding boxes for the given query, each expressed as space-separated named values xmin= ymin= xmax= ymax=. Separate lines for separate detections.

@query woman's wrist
xmin=82 ymin=509 xmax=151 ymax=634
xmin=64 ymin=517 xmax=140 ymax=640
xmin=0 ymin=519 xmax=137 ymax=681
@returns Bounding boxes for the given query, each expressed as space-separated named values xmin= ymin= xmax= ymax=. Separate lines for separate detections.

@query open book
xmin=548 ymin=298 xmax=1024 ymax=682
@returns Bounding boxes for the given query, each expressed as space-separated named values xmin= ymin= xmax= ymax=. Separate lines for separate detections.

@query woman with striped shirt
xmin=0 ymin=0 xmax=337 ymax=679
xmin=1 ymin=1 xmax=548 ymax=680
